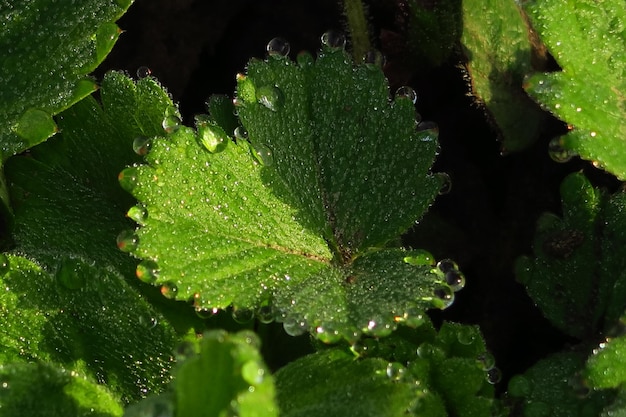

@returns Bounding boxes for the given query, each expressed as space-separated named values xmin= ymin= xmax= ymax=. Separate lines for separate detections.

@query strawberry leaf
xmin=124 ymin=44 xmax=454 ymax=342
xmin=523 ymin=0 xmax=626 ymax=177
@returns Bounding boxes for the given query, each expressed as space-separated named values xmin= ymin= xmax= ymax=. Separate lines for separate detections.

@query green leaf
xmin=0 ymin=255 xmax=176 ymax=404
xmin=586 ymin=327 xmax=626 ymax=389
xmin=124 ymin=47 xmax=452 ymax=342
xmin=0 ymin=361 xmax=123 ymax=417
xmin=0 ymin=0 xmax=133 ymax=159
xmin=461 ymin=0 xmax=547 ymax=152
xmin=507 ymin=352 xmax=614 ymax=417
xmin=523 ymin=0 xmax=626 ymax=177
xmin=514 ymin=172 xmax=626 ymax=338
xmin=275 ymin=348 xmax=422 ymax=417
xmin=174 ymin=330 xmax=277 ymax=417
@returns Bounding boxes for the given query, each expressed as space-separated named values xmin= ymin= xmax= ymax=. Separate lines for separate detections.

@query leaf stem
xmin=342 ymin=0 xmax=371 ymax=62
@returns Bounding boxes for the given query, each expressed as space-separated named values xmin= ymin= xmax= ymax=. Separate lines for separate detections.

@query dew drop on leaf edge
xmin=132 ymin=136 xmax=152 ymax=156
xmin=0 ymin=254 xmax=9 ymax=276
xmin=136 ymin=66 xmax=152 ymax=79
xmin=395 ymin=86 xmax=418 ymax=104
xmin=266 ymin=37 xmax=290 ymax=58
xmin=136 ymin=260 xmax=159 ymax=284
xmin=256 ymin=85 xmax=284 ymax=112
xmin=321 ymin=30 xmax=346 ymax=50
xmin=231 ymin=306 xmax=254 ymax=324
xmin=116 ymin=229 xmax=139 ymax=253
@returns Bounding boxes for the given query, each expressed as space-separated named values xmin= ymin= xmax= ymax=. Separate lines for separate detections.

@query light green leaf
xmin=0 ymin=361 xmax=123 ymax=417
xmin=507 ymin=352 xmax=613 ymax=417
xmin=523 ymin=0 xmax=626 ymax=177
xmin=586 ymin=326 xmax=626 ymax=389
xmin=0 ymin=255 xmax=176 ymax=404
xmin=124 ymin=46 xmax=454 ymax=342
xmin=461 ymin=0 xmax=547 ymax=152
xmin=0 ymin=0 xmax=133 ymax=159
xmin=514 ymin=173 xmax=626 ymax=338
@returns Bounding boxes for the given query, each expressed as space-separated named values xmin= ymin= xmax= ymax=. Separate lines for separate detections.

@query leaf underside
xmin=523 ymin=0 xmax=626 ymax=178
xmin=125 ymin=45 xmax=453 ymax=342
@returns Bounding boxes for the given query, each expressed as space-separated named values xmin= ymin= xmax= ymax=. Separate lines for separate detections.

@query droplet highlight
xmin=136 ymin=260 xmax=159 ymax=283
xmin=321 ymin=30 xmax=346 ymax=50
xmin=266 ymin=37 xmax=290 ymax=58
xmin=127 ymin=205 xmax=148 ymax=225
xmin=116 ymin=229 xmax=138 ymax=253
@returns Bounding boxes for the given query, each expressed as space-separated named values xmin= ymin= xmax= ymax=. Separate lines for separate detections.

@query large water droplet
xmin=266 ymin=37 xmax=290 ymax=58
xmin=127 ymin=205 xmax=148 ymax=225
xmin=252 ymin=143 xmax=274 ymax=166
xmin=321 ymin=30 xmax=346 ymax=50
xmin=138 ymin=314 xmax=158 ymax=329
xmin=232 ymin=306 xmax=254 ymax=323
xmin=256 ymin=304 xmax=274 ymax=324
xmin=437 ymin=259 xmax=458 ymax=273
xmin=456 ymin=326 xmax=476 ymax=345
xmin=56 ymin=258 xmax=87 ymax=290
xmin=234 ymin=126 xmax=248 ymax=141
xmin=136 ymin=260 xmax=159 ymax=283
xmin=444 ymin=270 xmax=465 ymax=292
xmin=548 ymin=136 xmax=575 ymax=163
xmin=316 ymin=325 xmax=341 ymax=344
xmin=386 ymin=362 xmax=407 ymax=382
xmin=132 ymin=136 xmax=152 ymax=156
xmin=476 ymin=352 xmax=496 ymax=371
xmin=162 ymin=107 xmax=182 ymax=133
xmin=0 ymin=254 xmax=9 ymax=276
xmin=486 ymin=367 xmax=502 ymax=384
xmin=257 ymin=85 xmax=284 ymax=111
xmin=362 ymin=49 xmax=385 ymax=68
xmin=395 ymin=86 xmax=418 ymax=104
xmin=242 ymin=361 xmax=265 ymax=385
xmin=364 ymin=317 xmax=395 ymax=337
xmin=160 ymin=282 xmax=178 ymax=299
xmin=401 ymin=308 xmax=425 ymax=328
xmin=283 ymin=317 xmax=308 ymax=336
xmin=116 ymin=229 xmax=138 ymax=253
xmin=433 ymin=285 xmax=454 ymax=309
xmin=118 ymin=167 xmax=139 ymax=192
xmin=136 ymin=66 xmax=152 ymax=79
xmin=197 ymin=122 xmax=228 ymax=153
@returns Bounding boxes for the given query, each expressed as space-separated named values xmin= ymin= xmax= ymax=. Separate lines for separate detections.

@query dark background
xmin=96 ymin=0 xmax=603 ymax=386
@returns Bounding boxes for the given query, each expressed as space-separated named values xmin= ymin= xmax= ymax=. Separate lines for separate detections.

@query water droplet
xmin=507 ymin=375 xmax=532 ymax=397
xmin=321 ymin=30 xmax=346 ymax=50
xmin=476 ymin=352 xmax=495 ymax=371
xmin=234 ymin=126 xmax=248 ymax=141
xmin=437 ymin=259 xmax=458 ymax=273
xmin=456 ymin=326 xmax=476 ymax=345
xmin=364 ymin=317 xmax=395 ymax=337
xmin=136 ymin=260 xmax=159 ymax=283
xmin=266 ymin=37 xmax=290 ymax=58
xmin=242 ymin=361 xmax=265 ymax=385
xmin=138 ymin=314 xmax=158 ymax=329
xmin=386 ymin=362 xmax=407 ymax=381
xmin=395 ymin=86 xmax=418 ymax=104
xmin=132 ymin=136 xmax=152 ymax=156
xmin=283 ymin=317 xmax=308 ymax=336
xmin=195 ymin=307 xmax=216 ymax=320
xmin=116 ymin=229 xmax=138 ymax=253
xmin=127 ymin=205 xmax=148 ymax=225
xmin=403 ymin=250 xmax=435 ymax=266
xmin=416 ymin=120 xmax=438 ymax=133
xmin=316 ymin=325 xmax=341 ymax=344
xmin=433 ymin=285 xmax=454 ymax=309
xmin=162 ymin=107 xmax=182 ymax=133
xmin=486 ymin=367 xmax=502 ymax=384
xmin=197 ymin=122 xmax=228 ymax=153
xmin=252 ymin=143 xmax=274 ymax=166
xmin=160 ymin=282 xmax=178 ymax=299
xmin=548 ymin=137 xmax=575 ymax=163
xmin=256 ymin=304 xmax=274 ymax=324
xmin=55 ymin=258 xmax=87 ymax=290
xmin=362 ymin=49 xmax=385 ymax=68
xmin=232 ymin=306 xmax=254 ymax=323
xmin=401 ymin=308 xmax=425 ymax=328
xmin=436 ymin=172 xmax=452 ymax=195
xmin=136 ymin=66 xmax=152 ymax=79
xmin=238 ymin=330 xmax=261 ymax=349
xmin=444 ymin=270 xmax=465 ymax=292
xmin=0 ymin=254 xmax=9 ymax=276
xmin=524 ymin=401 xmax=551 ymax=417
xmin=118 ymin=167 xmax=139 ymax=192
xmin=257 ymin=85 xmax=284 ymax=111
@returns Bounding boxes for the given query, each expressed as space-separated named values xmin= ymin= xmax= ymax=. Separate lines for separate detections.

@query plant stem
xmin=342 ymin=0 xmax=371 ymax=62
